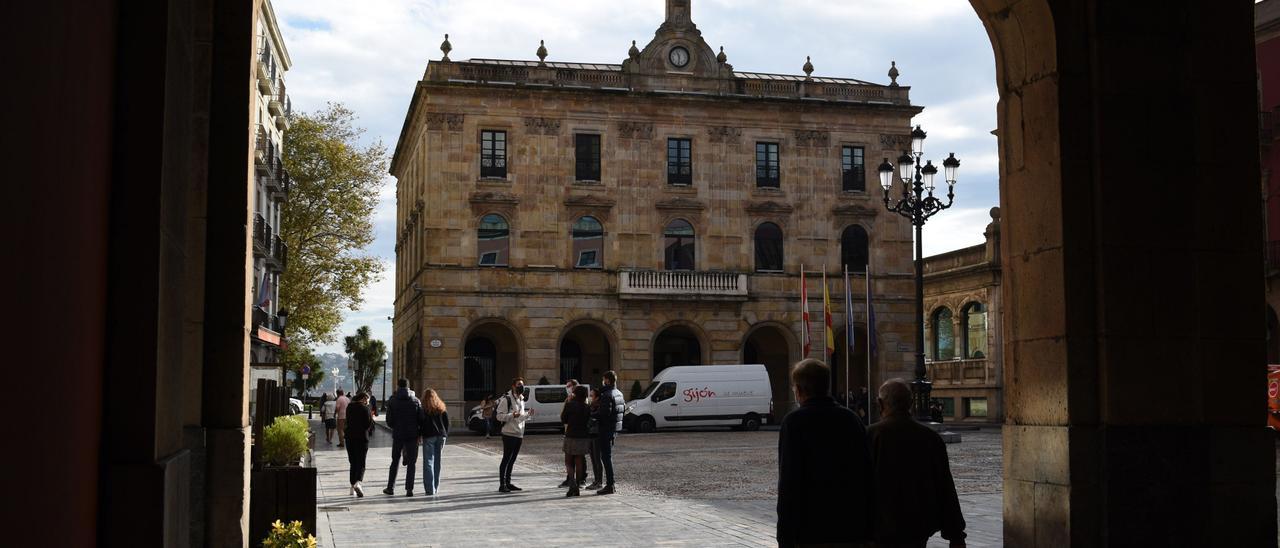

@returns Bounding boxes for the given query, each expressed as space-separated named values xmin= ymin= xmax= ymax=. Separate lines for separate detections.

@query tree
xmin=343 ymin=325 xmax=386 ymax=396
xmin=280 ymin=103 xmax=386 ymax=356
xmin=283 ymin=346 xmax=326 ymax=398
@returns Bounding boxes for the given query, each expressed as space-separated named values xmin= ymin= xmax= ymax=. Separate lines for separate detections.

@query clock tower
xmin=666 ymin=0 xmax=691 ymax=25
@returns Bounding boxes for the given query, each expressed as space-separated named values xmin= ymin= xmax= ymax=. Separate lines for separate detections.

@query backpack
xmin=496 ymin=394 xmax=514 ymax=423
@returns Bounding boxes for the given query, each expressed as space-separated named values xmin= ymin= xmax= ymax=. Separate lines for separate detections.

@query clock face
xmin=669 ymin=46 xmax=690 ymax=68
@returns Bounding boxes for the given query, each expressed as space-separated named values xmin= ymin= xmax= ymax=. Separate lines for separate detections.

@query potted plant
xmin=262 ymin=519 xmax=316 ymax=548
xmin=250 ymin=415 xmax=317 ymax=544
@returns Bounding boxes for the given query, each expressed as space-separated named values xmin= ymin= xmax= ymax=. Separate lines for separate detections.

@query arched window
xmin=932 ymin=307 xmax=954 ymax=360
xmin=664 ymin=219 xmax=695 ymax=271
xmin=477 ymin=214 xmax=510 ymax=266
xmin=754 ymin=222 xmax=784 ymax=272
xmin=572 ymin=216 xmax=604 ymax=269
xmin=962 ymin=302 xmax=988 ymax=358
xmin=841 ymin=225 xmax=869 ymax=273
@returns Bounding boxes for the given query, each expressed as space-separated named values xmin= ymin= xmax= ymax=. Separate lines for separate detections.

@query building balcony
xmin=268 ymin=235 xmax=289 ymax=271
xmin=253 ymin=215 xmax=272 ymax=257
xmin=254 ymin=126 xmax=274 ymax=175
xmin=927 ymin=358 xmax=995 ymax=387
xmin=618 ymin=270 xmax=748 ymax=300
xmin=271 ymin=166 xmax=290 ymax=201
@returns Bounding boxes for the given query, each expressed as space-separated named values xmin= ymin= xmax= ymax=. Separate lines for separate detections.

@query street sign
xmin=302 ymin=365 xmax=311 ymax=375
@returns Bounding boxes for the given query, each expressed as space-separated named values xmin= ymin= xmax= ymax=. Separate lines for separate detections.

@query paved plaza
xmin=312 ymin=420 xmax=1003 ymax=547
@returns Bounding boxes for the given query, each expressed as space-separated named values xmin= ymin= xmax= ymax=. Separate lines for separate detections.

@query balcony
xmin=269 ymin=235 xmax=289 ymax=271
xmin=264 ymin=156 xmax=283 ymax=193
xmin=253 ymin=215 xmax=272 ymax=258
xmin=272 ymin=166 xmax=290 ymax=200
xmin=275 ymin=95 xmax=291 ymax=131
xmin=254 ymin=126 xmax=274 ymax=175
xmin=927 ymin=358 xmax=994 ymax=387
xmin=618 ymin=270 xmax=748 ymax=300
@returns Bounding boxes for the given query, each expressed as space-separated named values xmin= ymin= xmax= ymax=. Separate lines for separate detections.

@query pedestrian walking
xmin=344 ymin=392 xmax=375 ymax=497
xmin=591 ymin=370 xmax=625 ymax=495
xmin=775 ymin=359 xmax=874 ymax=547
xmin=334 ymin=389 xmax=350 ymax=448
xmin=321 ymin=393 xmax=337 ymax=444
xmin=496 ymin=378 xmax=533 ymax=493
xmin=583 ymin=387 xmax=604 ymax=490
xmin=419 ymin=388 xmax=449 ymax=496
xmin=480 ymin=395 xmax=496 ymax=439
xmin=868 ymin=379 xmax=967 ymax=547
xmin=558 ymin=378 xmax=580 ymax=489
xmin=560 ymin=385 xmax=591 ymax=497
xmin=383 ymin=379 xmax=424 ymax=496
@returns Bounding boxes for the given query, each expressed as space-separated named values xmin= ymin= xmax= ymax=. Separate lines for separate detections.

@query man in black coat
xmin=382 ymin=378 xmax=424 ymax=496
xmin=868 ymin=379 xmax=966 ymax=547
xmin=776 ymin=358 xmax=873 ymax=547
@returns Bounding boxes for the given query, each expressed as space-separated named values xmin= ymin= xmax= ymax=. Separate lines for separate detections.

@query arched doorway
xmin=560 ymin=322 xmax=613 ymax=384
xmin=652 ymin=324 xmax=702 ymax=377
xmin=463 ymin=321 xmax=522 ymax=404
xmin=742 ymin=323 xmax=795 ymax=421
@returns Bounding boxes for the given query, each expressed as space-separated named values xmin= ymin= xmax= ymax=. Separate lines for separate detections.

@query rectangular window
xmin=575 ymin=133 xmax=601 ymax=181
xmin=480 ymin=130 xmax=507 ymax=178
xmin=964 ymin=397 xmax=989 ymax=418
xmin=756 ymin=142 xmax=780 ymax=188
xmin=842 ymin=146 xmax=865 ymax=192
xmin=667 ymin=138 xmax=692 ymax=185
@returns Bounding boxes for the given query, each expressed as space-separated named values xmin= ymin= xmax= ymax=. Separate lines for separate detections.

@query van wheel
xmin=743 ymin=414 xmax=761 ymax=431
xmin=637 ymin=416 xmax=656 ymax=434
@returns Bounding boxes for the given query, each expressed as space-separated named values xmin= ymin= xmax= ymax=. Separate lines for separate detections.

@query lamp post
xmin=877 ymin=125 xmax=960 ymax=422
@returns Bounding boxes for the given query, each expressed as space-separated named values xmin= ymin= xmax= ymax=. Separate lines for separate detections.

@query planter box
xmin=249 ymin=466 xmax=317 ymax=544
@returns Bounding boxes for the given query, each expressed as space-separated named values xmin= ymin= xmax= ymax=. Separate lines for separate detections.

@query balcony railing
xmin=927 ymin=358 xmax=994 ymax=387
xmin=253 ymin=216 xmax=272 ymax=257
xmin=270 ymin=235 xmax=289 ymax=270
xmin=619 ymin=270 xmax=748 ymax=299
xmin=254 ymin=125 xmax=275 ymax=175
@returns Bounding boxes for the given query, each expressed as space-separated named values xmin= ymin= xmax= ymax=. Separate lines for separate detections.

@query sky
xmin=272 ymin=0 xmax=1000 ymax=355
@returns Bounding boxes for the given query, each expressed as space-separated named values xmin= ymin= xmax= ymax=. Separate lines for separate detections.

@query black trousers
xmin=498 ymin=434 xmax=522 ymax=485
xmin=345 ymin=438 xmax=368 ymax=485
xmin=387 ymin=437 xmax=418 ymax=491
xmin=583 ymin=437 xmax=602 ymax=484
xmin=599 ymin=431 xmax=616 ymax=485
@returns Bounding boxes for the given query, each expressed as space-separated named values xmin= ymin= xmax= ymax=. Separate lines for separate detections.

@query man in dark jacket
xmin=776 ymin=358 xmax=874 ymax=547
xmin=868 ymin=379 xmax=966 ymax=547
xmin=591 ymin=370 xmax=625 ymax=495
xmin=344 ymin=393 xmax=375 ymax=497
xmin=383 ymin=378 xmax=424 ymax=496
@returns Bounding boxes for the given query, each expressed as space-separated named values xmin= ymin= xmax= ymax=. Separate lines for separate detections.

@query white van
xmin=624 ymin=364 xmax=772 ymax=433
xmin=467 ymin=384 xmax=591 ymax=432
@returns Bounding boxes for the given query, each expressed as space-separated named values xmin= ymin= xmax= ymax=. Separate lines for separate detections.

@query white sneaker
xmin=353 ymin=482 xmax=365 ymax=498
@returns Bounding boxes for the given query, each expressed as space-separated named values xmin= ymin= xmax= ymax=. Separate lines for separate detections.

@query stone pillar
xmin=975 ymin=0 xmax=1277 ymax=545
xmin=202 ymin=1 xmax=258 ymax=545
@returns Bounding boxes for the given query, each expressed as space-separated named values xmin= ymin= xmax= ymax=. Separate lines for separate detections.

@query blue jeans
xmin=421 ymin=435 xmax=445 ymax=494
xmin=599 ymin=431 xmax=616 ymax=486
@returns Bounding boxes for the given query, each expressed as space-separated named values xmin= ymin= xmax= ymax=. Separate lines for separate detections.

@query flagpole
xmin=801 ymin=264 xmax=810 ymax=359
xmin=843 ymin=264 xmax=851 ymax=408
xmin=866 ymin=255 xmax=874 ymax=423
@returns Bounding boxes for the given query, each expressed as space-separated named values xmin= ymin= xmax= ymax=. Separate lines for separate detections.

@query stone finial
xmin=888 ymin=60 xmax=899 ymax=87
xmin=440 ymin=34 xmax=452 ymax=62
xmin=537 ymin=40 xmax=548 ymax=66
xmin=802 ymin=56 xmax=814 ymax=78
xmin=629 ymin=40 xmax=641 ymax=60
xmin=717 ymin=46 xmax=727 ymax=64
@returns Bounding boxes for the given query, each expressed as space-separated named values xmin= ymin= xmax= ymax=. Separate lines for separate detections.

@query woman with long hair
xmin=560 ymin=385 xmax=591 ymax=497
xmin=344 ymin=392 xmax=375 ymax=497
xmin=419 ymin=388 xmax=450 ymax=495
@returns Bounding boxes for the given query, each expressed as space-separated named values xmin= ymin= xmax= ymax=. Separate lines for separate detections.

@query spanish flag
xmin=823 ymin=270 xmax=835 ymax=358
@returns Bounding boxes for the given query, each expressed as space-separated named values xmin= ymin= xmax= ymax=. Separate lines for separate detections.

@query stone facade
xmin=391 ymin=0 xmax=924 ymax=421
xmin=923 ymin=207 xmax=1002 ymax=423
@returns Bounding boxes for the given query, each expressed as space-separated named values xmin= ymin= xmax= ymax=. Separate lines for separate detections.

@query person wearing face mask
xmin=558 ymin=378 xmax=580 ymax=489
xmin=496 ymin=377 xmax=534 ymax=493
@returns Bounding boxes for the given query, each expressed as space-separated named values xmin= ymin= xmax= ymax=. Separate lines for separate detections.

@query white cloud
xmin=920 ymin=207 xmax=995 ymax=256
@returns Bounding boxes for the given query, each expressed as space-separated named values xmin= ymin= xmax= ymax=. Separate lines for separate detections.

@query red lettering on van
xmin=682 ymin=387 xmax=717 ymax=403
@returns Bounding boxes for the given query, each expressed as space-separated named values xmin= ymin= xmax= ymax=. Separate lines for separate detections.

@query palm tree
xmin=343 ymin=325 xmax=386 ymax=396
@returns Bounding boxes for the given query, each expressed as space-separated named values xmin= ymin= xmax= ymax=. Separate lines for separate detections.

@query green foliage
xmin=282 ymin=346 xmax=326 ymax=398
xmin=630 ymin=380 xmax=643 ymax=401
xmin=261 ymin=415 xmax=309 ymax=467
xmin=262 ymin=519 xmax=316 ymax=548
xmin=280 ymin=103 xmax=387 ymax=354
xmin=343 ymin=325 xmax=387 ymax=396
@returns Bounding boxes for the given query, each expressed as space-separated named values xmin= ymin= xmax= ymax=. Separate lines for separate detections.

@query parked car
xmin=624 ymin=364 xmax=771 ymax=433
xmin=289 ymin=398 xmax=303 ymax=415
xmin=467 ymin=384 xmax=593 ymax=433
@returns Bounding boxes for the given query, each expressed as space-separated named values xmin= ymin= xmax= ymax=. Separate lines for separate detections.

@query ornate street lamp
xmin=878 ymin=125 xmax=960 ymax=422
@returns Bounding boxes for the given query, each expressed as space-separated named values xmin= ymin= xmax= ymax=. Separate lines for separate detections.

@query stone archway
xmin=559 ymin=320 xmax=615 ymax=385
xmin=742 ymin=322 xmax=797 ymax=421
xmin=968 ymin=1 xmax=1273 ymax=545
xmin=462 ymin=319 xmax=523 ymax=406
xmin=652 ymin=322 xmax=705 ymax=377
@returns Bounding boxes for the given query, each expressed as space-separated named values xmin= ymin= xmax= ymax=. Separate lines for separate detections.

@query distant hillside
xmin=311 ymin=352 xmax=391 ymax=398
